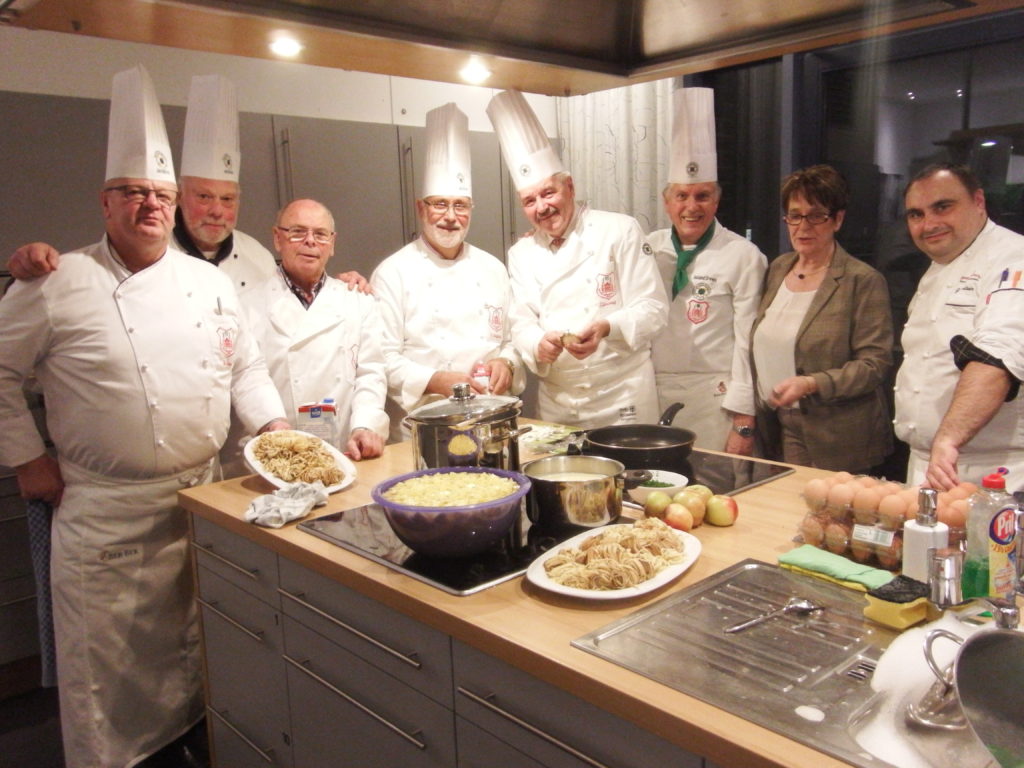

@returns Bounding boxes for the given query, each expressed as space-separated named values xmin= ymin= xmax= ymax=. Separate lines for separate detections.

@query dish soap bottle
xmin=962 ymin=469 xmax=1019 ymax=600
xmin=902 ymin=488 xmax=949 ymax=583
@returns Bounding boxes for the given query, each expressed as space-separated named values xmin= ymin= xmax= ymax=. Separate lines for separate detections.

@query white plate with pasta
xmin=244 ymin=430 xmax=356 ymax=494
xmin=525 ymin=519 xmax=701 ymax=600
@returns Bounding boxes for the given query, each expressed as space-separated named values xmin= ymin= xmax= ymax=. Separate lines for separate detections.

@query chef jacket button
xmin=140 ymin=364 xmax=148 ymax=372
xmin=187 ymin=291 xmax=193 ymax=298
xmin=206 ymin=432 xmax=213 ymax=439
xmin=201 ymin=359 xmax=208 ymax=368
xmin=156 ymin=439 xmax=165 ymax=447
xmin=128 ymin=327 xmax=134 ymax=333
xmin=913 ymin=387 xmax=920 ymax=393
xmin=196 ymin=321 xmax=202 ymax=328
xmin=206 ymin=394 xmax=213 ymax=400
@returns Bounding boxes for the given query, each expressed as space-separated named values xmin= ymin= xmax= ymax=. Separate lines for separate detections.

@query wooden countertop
xmin=180 ymin=434 xmax=851 ymax=768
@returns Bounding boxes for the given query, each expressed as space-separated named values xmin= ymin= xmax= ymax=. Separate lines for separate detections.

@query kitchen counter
xmin=179 ymin=438 xmax=850 ymax=768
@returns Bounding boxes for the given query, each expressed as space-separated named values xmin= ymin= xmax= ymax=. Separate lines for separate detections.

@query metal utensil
xmin=724 ymin=596 xmax=824 ymax=633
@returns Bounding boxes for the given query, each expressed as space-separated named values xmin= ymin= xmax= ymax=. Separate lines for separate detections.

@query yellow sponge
xmin=863 ymin=595 xmax=930 ymax=629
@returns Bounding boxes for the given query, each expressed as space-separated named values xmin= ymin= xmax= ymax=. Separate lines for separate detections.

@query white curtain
xmin=556 ymin=78 xmax=676 ymax=234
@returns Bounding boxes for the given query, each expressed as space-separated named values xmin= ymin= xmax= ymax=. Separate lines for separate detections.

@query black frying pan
xmin=574 ymin=403 xmax=696 ymax=471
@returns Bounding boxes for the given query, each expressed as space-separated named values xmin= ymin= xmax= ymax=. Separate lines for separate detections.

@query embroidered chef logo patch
xmin=519 ymin=163 xmax=532 ymax=178
xmin=217 ymin=327 xmax=236 ymax=367
xmin=686 ymin=161 xmax=699 ymax=177
xmin=596 ymin=272 xmax=617 ymax=304
xmin=485 ymin=304 xmax=504 ymax=339
xmin=222 ymin=153 xmax=235 ymax=176
xmin=687 ymin=281 xmax=711 ymax=324
xmin=153 ymin=150 xmax=172 ymax=176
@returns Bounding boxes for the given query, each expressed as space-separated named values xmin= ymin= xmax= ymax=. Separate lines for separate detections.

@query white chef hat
xmin=667 ymin=87 xmax=717 ymax=185
xmin=421 ymin=102 xmax=471 ymax=199
xmin=180 ymin=74 xmax=240 ymax=182
xmin=105 ymin=65 xmax=175 ymax=183
xmin=486 ymin=90 xmax=565 ymax=191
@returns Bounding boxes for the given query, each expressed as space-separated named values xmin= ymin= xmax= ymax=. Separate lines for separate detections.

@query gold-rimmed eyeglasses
xmin=104 ymin=185 xmax=179 ymax=208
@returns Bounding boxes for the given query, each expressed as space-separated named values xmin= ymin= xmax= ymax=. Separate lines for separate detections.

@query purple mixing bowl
xmin=371 ymin=467 xmax=531 ymax=558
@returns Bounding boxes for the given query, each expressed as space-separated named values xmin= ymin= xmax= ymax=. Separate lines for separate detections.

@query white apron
xmin=655 ymin=370 xmax=732 ymax=450
xmin=52 ymin=460 xmax=210 ymax=768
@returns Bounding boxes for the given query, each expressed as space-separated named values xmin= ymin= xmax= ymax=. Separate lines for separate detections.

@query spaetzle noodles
xmin=252 ymin=431 xmax=344 ymax=486
xmin=543 ymin=518 xmax=684 ymax=590
xmin=383 ymin=472 xmax=518 ymax=507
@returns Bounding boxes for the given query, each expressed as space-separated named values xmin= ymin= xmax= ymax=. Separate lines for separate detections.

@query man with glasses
xmin=371 ymin=103 xmax=520 ymax=440
xmin=0 ymin=66 xmax=288 ymax=768
xmin=895 ymin=162 xmax=1024 ymax=490
xmin=221 ymin=198 xmax=389 ymax=475
xmin=648 ymin=88 xmax=766 ymax=454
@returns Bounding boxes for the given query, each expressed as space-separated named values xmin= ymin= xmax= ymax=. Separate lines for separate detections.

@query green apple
xmin=671 ymin=491 xmax=706 ymax=527
xmin=644 ymin=490 xmax=673 ymax=519
xmin=705 ymin=494 xmax=739 ymax=526
xmin=683 ymin=484 xmax=714 ymax=504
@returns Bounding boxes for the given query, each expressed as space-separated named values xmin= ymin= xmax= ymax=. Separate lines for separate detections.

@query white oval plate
xmin=244 ymin=430 xmax=357 ymax=494
xmin=526 ymin=523 xmax=701 ymax=600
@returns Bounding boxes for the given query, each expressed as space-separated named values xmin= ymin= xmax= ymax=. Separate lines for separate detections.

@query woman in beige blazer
xmin=751 ymin=165 xmax=893 ymax=472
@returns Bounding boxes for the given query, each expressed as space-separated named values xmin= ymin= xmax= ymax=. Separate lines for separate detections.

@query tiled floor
xmin=0 ymin=686 xmax=64 ymax=768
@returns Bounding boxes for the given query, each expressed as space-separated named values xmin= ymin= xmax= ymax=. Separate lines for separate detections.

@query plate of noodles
xmin=525 ymin=518 xmax=700 ymax=600
xmin=244 ymin=430 xmax=356 ymax=493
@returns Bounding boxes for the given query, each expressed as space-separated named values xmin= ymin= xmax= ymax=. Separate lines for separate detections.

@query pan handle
xmin=658 ymin=402 xmax=684 ymax=426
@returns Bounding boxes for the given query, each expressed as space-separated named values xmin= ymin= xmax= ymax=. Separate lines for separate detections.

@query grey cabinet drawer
xmin=453 ymin=640 xmax=702 ymax=768
xmin=197 ymin=567 xmax=292 ymax=767
xmin=456 ymin=716 xmax=548 ymax=768
xmin=208 ymin=705 xmax=290 ymax=768
xmin=283 ymin=616 xmax=456 ymax=768
xmin=192 ymin=516 xmax=279 ymax=607
xmin=278 ymin=558 xmax=452 ymax=706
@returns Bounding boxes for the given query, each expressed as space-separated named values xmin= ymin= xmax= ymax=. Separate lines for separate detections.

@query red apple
xmin=683 ymin=484 xmax=714 ymax=504
xmin=671 ymin=490 xmax=706 ymax=526
xmin=705 ymin=494 xmax=739 ymax=526
xmin=643 ymin=490 xmax=673 ymax=519
xmin=663 ymin=503 xmax=695 ymax=532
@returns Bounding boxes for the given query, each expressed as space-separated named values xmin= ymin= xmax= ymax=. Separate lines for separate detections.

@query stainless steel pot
xmin=955 ymin=629 xmax=1024 ymax=767
xmin=521 ymin=455 xmax=624 ymax=530
xmin=403 ymin=383 xmax=532 ymax=471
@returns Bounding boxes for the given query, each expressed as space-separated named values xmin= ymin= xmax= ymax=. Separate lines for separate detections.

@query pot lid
xmin=407 ymin=383 xmax=521 ymax=425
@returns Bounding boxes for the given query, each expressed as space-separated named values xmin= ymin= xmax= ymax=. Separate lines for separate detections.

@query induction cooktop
xmin=298 ymin=451 xmax=793 ymax=596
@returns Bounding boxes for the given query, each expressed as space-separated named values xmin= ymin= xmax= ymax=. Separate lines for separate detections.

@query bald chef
xmin=487 ymin=90 xmax=667 ymax=428
xmin=371 ymin=102 xmax=521 ymax=440
xmin=7 ymin=74 xmax=277 ymax=290
xmin=649 ymin=87 xmax=766 ymax=454
xmin=0 ymin=66 xmax=288 ymax=767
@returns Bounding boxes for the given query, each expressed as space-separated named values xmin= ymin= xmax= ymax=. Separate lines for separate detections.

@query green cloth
xmin=779 ymin=545 xmax=895 ymax=591
xmin=671 ymin=220 xmax=715 ymax=299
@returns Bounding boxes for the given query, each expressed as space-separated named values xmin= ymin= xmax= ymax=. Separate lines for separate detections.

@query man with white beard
xmin=371 ymin=103 xmax=521 ymax=440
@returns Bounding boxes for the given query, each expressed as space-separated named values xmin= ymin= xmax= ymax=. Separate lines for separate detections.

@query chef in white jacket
xmin=0 ymin=66 xmax=288 ymax=768
xmin=7 ymin=74 xmax=277 ymax=292
xmin=371 ymin=103 xmax=521 ymax=441
xmin=894 ymin=163 xmax=1024 ymax=490
xmin=222 ymin=197 xmax=389 ymax=474
xmin=487 ymin=90 xmax=667 ymax=428
xmin=648 ymin=88 xmax=766 ymax=453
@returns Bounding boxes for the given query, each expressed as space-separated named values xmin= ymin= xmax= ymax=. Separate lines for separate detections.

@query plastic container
xmin=471 ymin=361 xmax=490 ymax=392
xmin=962 ymin=470 xmax=1019 ymax=600
xmin=901 ymin=488 xmax=949 ymax=583
xmin=296 ymin=398 xmax=339 ymax=447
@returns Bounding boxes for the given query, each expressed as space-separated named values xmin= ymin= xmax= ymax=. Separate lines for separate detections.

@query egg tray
xmin=797 ymin=474 xmax=968 ymax=572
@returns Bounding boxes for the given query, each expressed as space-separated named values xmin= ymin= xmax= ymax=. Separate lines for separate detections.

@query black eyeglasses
xmin=782 ymin=211 xmax=832 ymax=226
xmin=275 ymin=226 xmax=334 ymax=244
xmin=104 ymin=185 xmax=179 ymax=208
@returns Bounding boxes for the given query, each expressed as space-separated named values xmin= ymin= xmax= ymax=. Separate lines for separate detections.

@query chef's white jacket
xmin=0 ymin=236 xmax=284 ymax=476
xmin=895 ymin=220 xmax=1024 ymax=476
xmin=507 ymin=205 xmax=667 ymax=427
xmin=174 ymin=227 xmax=277 ymax=293
xmin=371 ymin=238 xmax=521 ymax=420
xmin=239 ymin=269 xmax=390 ymax=443
xmin=649 ymin=221 xmax=766 ymax=433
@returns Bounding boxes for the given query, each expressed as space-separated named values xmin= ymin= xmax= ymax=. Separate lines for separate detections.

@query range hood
xmin=5 ymin=0 xmax=1019 ymax=95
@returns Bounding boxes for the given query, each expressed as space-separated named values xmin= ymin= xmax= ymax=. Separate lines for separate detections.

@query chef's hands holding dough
xmin=537 ymin=321 xmax=611 ymax=363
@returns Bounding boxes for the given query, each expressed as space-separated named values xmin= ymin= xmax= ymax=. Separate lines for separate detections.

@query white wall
xmin=0 ymin=26 xmax=558 ymax=134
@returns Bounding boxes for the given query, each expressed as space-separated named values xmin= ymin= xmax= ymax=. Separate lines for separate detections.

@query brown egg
xmin=958 ymin=481 xmax=979 ymax=496
xmin=799 ymin=514 xmax=826 ymax=547
xmin=899 ymin=487 xmax=920 ymax=514
xmin=827 ymin=482 xmax=857 ymax=509
xmin=946 ymin=485 xmax=972 ymax=501
xmin=877 ymin=494 xmax=908 ymax=530
xmin=875 ymin=534 xmax=903 ymax=570
xmin=803 ymin=478 xmax=830 ymax=511
xmin=880 ymin=481 xmax=903 ymax=497
xmin=851 ymin=487 xmax=881 ymax=525
xmin=824 ymin=522 xmax=851 ymax=555
xmin=850 ymin=538 xmax=875 ymax=563
xmin=833 ymin=471 xmax=855 ymax=484
xmin=939 ymin=498 xmax=970 ymax=529
xmin=855 ymin=475 xmax=880 ymax=488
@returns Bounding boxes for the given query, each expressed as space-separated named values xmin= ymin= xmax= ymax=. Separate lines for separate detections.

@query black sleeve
xmin=949 ymin=334 xmax=1020 ymax=401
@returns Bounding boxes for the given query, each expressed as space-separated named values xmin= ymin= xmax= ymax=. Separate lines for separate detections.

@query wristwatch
xmin=732 ymin=424 xmax=754 ymax=439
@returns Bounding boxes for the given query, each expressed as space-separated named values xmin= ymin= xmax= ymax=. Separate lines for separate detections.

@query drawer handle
xmin=196 ymin=597 xmax=266 ymax=643
xmin=191 ymin=541 xmax=259 ymax=580
xmin=457 ymin=686 xmax=611 ymax=768
xmin=283 ymin=654 xmax=427 ymax=750
xmin=207 ymin=706 xmax=276 ymax=764
xmin=277 ymin=589 xmax=421 ymax=670
xmin=0 ymin=593 xmax=35 ymax=609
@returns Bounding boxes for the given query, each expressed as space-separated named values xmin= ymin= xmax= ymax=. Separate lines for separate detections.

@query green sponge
xmin=779 ymin=545 xmax=896 ymax=591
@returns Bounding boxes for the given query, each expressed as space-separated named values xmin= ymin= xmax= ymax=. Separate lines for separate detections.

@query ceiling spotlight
xmin=270 ymin=36 xmax=303 ymax=58
xmin=459 ymin=57 xmax=491 ymax=85
xmin=956 ymin=89 xmax=964 ymax=97
xmin=980 ymin=140 xmax=997 ymax=147
xmin=907 ymin=91 xmax=916 ymax=101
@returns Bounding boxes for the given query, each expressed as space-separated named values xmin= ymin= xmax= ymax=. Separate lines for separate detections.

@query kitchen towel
xmin=26 ymin=499 xmax=57 ymax=687
xmin=779 ymin=544 xmax=895 ymax=591
xmin=245 ymin=482 xmax=329 ymax=528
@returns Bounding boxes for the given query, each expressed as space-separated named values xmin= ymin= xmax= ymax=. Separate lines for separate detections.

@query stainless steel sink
xmin=573 ymin=560 xmax=899 ymax=768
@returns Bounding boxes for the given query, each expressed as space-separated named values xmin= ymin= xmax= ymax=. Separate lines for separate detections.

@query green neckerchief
xmin=671 ymin=220 xmax=716 ymax=299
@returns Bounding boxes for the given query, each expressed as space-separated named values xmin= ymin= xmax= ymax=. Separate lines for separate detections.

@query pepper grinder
xmin=903 ymin=488 xmax=949 ymax=583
